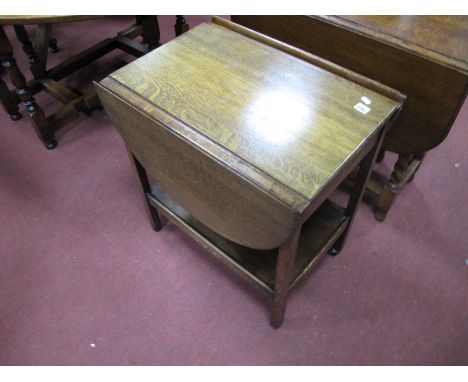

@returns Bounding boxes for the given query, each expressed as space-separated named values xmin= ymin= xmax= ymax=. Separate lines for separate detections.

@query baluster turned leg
xmin=407 ymin=154 xmax=425 ymax=183
xmin=174 ymin=16 xmax=189 ymax=36
xmin=0 ymin=26 xmax=56 ymax=149
xmin=13 ymin=24 xmax=45 ymax=79
xmin=0 ymin=75 xmax=21 ymax=120
xmin=374 ymin=154 xmax=412 ymax=221
xmin=374 ymin=153 xmax=424 ymax=221
xmin=271 ymin=227 xmax=301 ymax=329
xmin=136 ymin=16 xmax=161 ymax=50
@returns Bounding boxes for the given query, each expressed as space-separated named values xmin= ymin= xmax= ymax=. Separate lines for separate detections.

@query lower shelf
xmin=148 ymin=185 xmax=349 ymax=294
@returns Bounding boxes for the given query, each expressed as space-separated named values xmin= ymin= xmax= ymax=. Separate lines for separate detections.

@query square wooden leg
xmin=271 ymin=227 xmax=301 ymax=329
xmin=329 ymin=127 xmax=386 ymax=255
xmin=127 ymin=151 xmax=162 ymax=231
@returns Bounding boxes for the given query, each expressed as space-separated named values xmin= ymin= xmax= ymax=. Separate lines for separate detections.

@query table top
xmin=106 ymin=21 xmax=400 ymax=202
xmin=317 ymin=16 xmax=468 ymax=74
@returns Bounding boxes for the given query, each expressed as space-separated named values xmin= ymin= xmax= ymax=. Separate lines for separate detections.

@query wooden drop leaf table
xmin=231 ymin=15 xmax=468 ymax=221
xmin=95 ymin=17 xmax=404 ymax=328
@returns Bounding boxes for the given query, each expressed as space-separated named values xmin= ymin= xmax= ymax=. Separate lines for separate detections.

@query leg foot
xmin=374 ymin=183 xmax=395 ymax=221
xmin=150 ymin=209 xmax=162 ymax=231
xmin=270 ymin=229 xmax=301 ymax=329
xmin=270 ymin=318 xmax=283 ymax=329
xmin=45 ymin=140 xmax=57 ymax=150
xmin=9 ymin=111 xmax=21 ymax=120
xmin=374 ymin=209 xmax=387 ymax=222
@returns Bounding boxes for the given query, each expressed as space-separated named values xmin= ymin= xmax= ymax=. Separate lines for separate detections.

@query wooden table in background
xmin=231 ymin=15 xmax=468 ymax=221
xmin=0 ymin=15 xmax=189 ymax=149
xmin=96 ymin=17 xmax=403 ymax=328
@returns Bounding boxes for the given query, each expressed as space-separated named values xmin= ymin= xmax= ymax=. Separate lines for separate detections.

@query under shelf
xmin=147 ymin=185 xmax=349 ymax=294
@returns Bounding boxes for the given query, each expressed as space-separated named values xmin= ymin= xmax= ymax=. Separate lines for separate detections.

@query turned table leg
xmin=174 ymin=16 xmax=189 ymax=36
xmin=13 ymin=24 xmax=47 ymax=79
xmin=0 ymin=26 xmax=56 ymax=149
xmin=271 ymin=227 xmax=301 ymax=329
xmin=140 ymin=16 xmax=161 ymax=50
xmin=0 ymin=75 xmax=21 ymax=120
xmin=374 ymin=153 xmax=425 ymax=221
xmin=127 ymin=151 xmax=162 ymax=232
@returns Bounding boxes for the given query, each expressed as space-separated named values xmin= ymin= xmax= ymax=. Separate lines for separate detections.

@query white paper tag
xmin=361 ymin=96 xmax=372 ymax=105
xmin=354 ymin=102 xmax=371 ymax=114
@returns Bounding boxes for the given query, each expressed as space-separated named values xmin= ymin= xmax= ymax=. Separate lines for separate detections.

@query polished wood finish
xmin=231 ymin=15 xmax=468 ymax=220
xmin=107 ymin=22 xmax=401 ymax=203
xmin=96 ymin=18 xmax=402 ymax=327
xmin=0 ymin=16 xmax=189 ymax=149
xmin=330 ymin=16 xmax=468 ymax=73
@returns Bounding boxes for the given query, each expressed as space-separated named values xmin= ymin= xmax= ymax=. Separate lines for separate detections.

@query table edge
xmin=312 ymin=15 xmax=468 ymax=75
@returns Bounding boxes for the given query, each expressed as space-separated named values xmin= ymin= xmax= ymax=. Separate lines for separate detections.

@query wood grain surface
xmin=231 ymin=15 xmax=468 ymax=155
xmin=108 ymin=22 xmax=400 ymax=200
xmin=332 ymin=16 xmax=468 ymax=73
xmin=96 ymin=20 xmax=401 ymax=249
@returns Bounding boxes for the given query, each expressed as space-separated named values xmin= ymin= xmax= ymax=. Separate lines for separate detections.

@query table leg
xmin=0 ymin=75 xmax=21 ymax=120
xmin=0 ymin=26 xmax=56 ymax=149
xmin=140 ymin=16 xmax=160 ymax=50
xmin=127 ymin=151 xmax=162 ymax=232
xmin=271 ymin=227 xmax=301 ymax=329
xmin=374 ymin=153 xmax=425 ymax=221
xmin=34 ymin=24 xmax=51 ymax=75
xmin=329 ymin=129 xmax=386 ymax=256
xmin=174 ymin=16 xmax=189 ymax=36
xmin=13 ymin=24 xmax=46 ymax=79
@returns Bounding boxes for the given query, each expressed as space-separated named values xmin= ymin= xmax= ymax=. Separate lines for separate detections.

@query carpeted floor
xmin=0 ymin=16 xmax=467 ymax=366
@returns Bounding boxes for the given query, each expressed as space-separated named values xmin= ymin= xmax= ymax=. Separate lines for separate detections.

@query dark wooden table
xmin=0 ymin=15 xmax=189 ymax=149
xmin=96 ymin=17 xmax=403 ymax=328
xmin=231 ymin=15 xmax=468 ymax=221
